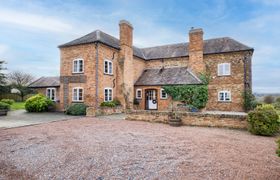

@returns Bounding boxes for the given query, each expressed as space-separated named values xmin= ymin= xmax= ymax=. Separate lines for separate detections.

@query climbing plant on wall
xmin=163 ymin=73 xmax=210 ymax=109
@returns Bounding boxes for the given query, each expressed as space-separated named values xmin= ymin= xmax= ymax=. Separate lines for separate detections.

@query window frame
xmin=218 ymin=90 xmax=231 ymax=102
xmin=160 ymin=88 xmax=168 ymax=99
xmin=72 ymin=58 xmax=84 ymax=74
xmin=136 ymin=89 xmax=142 ymax=99
xmin=46 ymin=88 xmax=56 ymax=101
xmin=217 ymin=63 xmax=231 ymax=76
xmin=104 ymin=87 xmax=113 ymax=102
xmin=72 ymin=87 xmax=84 ymax=102
xmin=104 ymin=59 xmax=113 ymax=75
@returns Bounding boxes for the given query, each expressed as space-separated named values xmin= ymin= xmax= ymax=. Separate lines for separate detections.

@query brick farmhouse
xmin=29 ymin=20 xmax=253 ymax=113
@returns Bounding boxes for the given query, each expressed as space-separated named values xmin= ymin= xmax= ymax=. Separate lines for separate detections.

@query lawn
xmin=11 ymin=102 xmax=25 ymax=110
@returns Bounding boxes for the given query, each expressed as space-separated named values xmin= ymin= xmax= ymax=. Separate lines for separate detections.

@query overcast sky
xmin=0 ymin=0 xmax=279 ymax=93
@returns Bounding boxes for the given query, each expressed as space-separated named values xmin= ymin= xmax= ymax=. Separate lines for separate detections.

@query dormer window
xmin=73 ymin=59 xmax=84 ymax=73
xmin=218 ymin=63 xmax=231 ymax=76
xmin=104 ymin=59 xmax=113 ymax=75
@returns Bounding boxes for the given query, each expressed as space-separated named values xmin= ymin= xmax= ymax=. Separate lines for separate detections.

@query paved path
xmin=0 ymin=110 xmax=79 ymax=129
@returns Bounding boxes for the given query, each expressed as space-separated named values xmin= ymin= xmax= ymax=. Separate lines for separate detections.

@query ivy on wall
xmin=163 ymin=73 xmax=209 ymax=109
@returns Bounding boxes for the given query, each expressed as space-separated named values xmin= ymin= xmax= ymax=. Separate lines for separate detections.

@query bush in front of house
xmin=243 ymin=90 xmax=257 ymax=112
xmin=100 ymin=100 xmax=121 ymax=107
xmin=100 ymin=101 xmax=116 ymax=107
xmin=65 ymin=103 xmax=87 ymax=116
xmin=0 ymin=102 xmax=11 ymax=110
xmin=25 ymin=94 xmax=54 ymax=112
xmin=277 ymin=139 xmax=280 ymax=157
xmin=247 ymin=104 xmax=280 ymax=136
xmin=0 ymin=99 xmax=15 ymax=105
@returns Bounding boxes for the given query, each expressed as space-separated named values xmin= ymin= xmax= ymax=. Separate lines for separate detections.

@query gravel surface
xmin=0 ymin=117 xmax=279 ymax=179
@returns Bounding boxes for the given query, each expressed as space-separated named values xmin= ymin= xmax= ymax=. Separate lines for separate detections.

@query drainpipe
xmin=243 ymin=51 xmax=252 ymax=93
xmin=95 ymin=42 xmax=99 ymax=108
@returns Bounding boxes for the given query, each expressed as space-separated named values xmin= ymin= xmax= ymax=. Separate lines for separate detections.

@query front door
xmin=145 ymin=89 xmax=157 ymax=110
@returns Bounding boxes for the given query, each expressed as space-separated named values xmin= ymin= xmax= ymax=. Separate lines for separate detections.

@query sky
xmin=0 ymin=0 xmax=279 ymax=93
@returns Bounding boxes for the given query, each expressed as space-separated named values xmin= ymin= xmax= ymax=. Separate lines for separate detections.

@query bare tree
xmin=8 ymin=71 xmax=35 ymax=101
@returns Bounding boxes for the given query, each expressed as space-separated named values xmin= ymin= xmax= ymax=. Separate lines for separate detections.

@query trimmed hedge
xmin=0 ymin=102 xmax=10 ymax=110
xmin=65 ymin=103 xmax=87 ymax=116
xmin=247 ymin=104 xmax=280 ymax=136
xmin=25 ymin=94 xmax=54 ymax=112
xmin=0 ymin=99 xmax=15 ymax=105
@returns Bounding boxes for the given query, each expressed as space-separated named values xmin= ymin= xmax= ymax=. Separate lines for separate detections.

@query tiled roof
xmin=59 ymin=30 xmax=253 ymax=60
xmin=134 ymin=67 xmax=202 ymax=86
xmin=28 ymin=76 xmax=60 ymax=88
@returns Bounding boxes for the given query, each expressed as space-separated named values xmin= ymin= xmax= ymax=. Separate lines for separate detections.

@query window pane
xmin=79 ymin=89 xmax=83 ymax=101
xmin=74 ymin=61 xmax=78 ymax=72
xmin=109 ymin=89 xmax=112 ymax=101
xmin=109 ymin=62 xmax=112 ymax=74
xmin=73 ymin=89 xmax=77 ymax=101
xmin=79 ymin=60 xmax=83 ymax=72
xmin=218 ymin=64 xmax=223 ymax=75
xmin=137 ymin=90 xmax=141 ymax=98
xmin=225 ymin=92 xmax=230 ymax=101
xmin=224 ymin=64 xmax=230 ymax=75
xmin=161 ymin=90 xmax=167 ymax=98
xmin=51 ymin=89 xmax=55 ymax=100
xmin=219 ymin=92 xmax=224 ymax=101
xmin=105 ymin=89 xmax=108 ymax=101
xmin=104 ymin=61 xmax=108 ymax=73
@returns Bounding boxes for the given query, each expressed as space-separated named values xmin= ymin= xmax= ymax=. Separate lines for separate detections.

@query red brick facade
xmin=55 ymin=20 xmax=253 ymax=112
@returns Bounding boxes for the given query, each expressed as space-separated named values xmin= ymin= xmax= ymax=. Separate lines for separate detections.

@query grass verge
xmin=11 ymin=102 xmax=25 ymax=110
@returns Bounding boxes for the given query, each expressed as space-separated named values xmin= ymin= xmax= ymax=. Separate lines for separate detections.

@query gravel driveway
xmin=0 ymin=117 xmax=279 ymax=179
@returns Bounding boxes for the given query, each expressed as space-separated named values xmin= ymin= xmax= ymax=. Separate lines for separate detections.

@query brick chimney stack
xmin=118 ymin=20 xmax=134 ymax=109
xmin=188 ymin=28 xmax=205 ymax=75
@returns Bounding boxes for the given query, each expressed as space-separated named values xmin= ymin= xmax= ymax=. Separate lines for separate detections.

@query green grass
xmin=11 ymin=102 xmax=25 ymax=110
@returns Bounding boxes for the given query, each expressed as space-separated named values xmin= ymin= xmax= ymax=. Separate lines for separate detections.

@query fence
xmin=0 ymin=93 xmax=35 ymax=102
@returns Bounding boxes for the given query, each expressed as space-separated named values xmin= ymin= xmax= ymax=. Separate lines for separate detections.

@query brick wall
xmin=145 ymin=57 xmax=188 ymax=69
xmin=126 ymin=110 xmax=248 ymax=129
xmin=59 ymin=44 xmax=96 ymax=109
xmin=205 ymin=51 xmax=252 ymax=112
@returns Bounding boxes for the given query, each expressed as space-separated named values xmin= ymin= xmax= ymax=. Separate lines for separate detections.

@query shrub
xmin=247 ymin=104 xmax=280 ymax=136
xmin=1 ymin=99 xmax=15 ymax=105
xmin=243 ymin=90 xmax=257 ymax=111
xmin=100 ymin=101 xmax=116 ymax=107
xmin=277 ymin=139 xmax=280 ymax=157
xmin=65 ymin=103 xmax=87 ymax=115
xmin=133 ymin=98 xmax=140 ymax=105
xmin=263 ymin=95 xmax=275 ymax=104
xmin=276 ymin=97 xmax=280 ymax=103
xmin=25 ymin=94 xmax=54 ymax=112
xmin=100 ymin=100 xmax=121 ymax=107
xmin=112 ymin=99 xmax=121 ymax=106
xmin=0 ymin=102 xmax=10 ymax=110
xmin=273 ymin=101 xmax=280 ymax=110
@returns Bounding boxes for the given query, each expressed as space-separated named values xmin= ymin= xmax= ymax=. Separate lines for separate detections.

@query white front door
xmin=146 ymin=90 xmax=157 ymax=110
